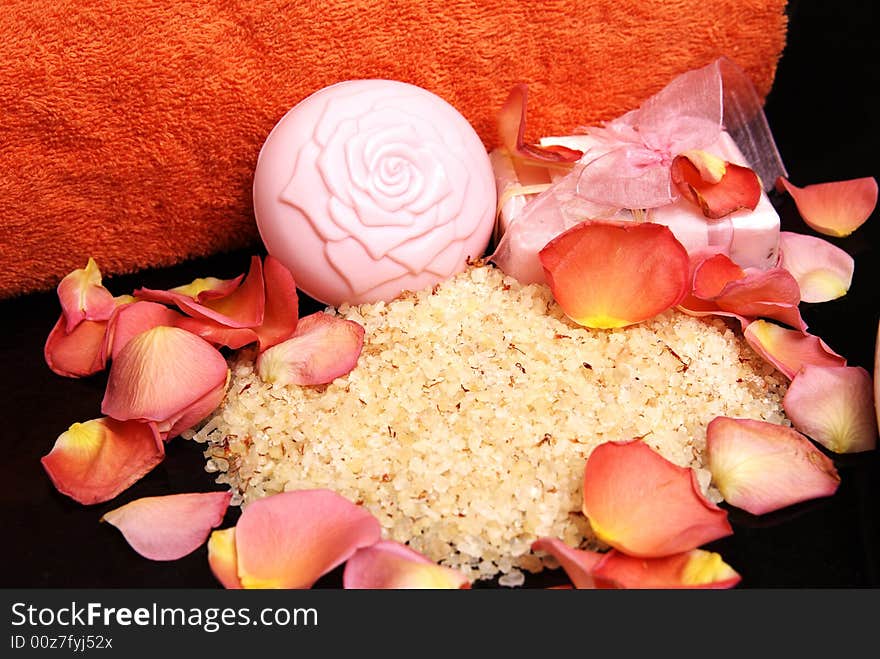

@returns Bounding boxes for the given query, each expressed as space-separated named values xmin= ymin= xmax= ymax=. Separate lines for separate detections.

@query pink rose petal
xmin=253 ymin=255 xmax=299 ymax=352
xmin=103 ymin=301 xmax=184 ymax=362
xmin=207 ymin=527 xmax=242 ymax=589
xmin=743 ymin=320 xmax=846 ymax=380
xmin=582 ymin=440 xmax=732 ymax=558
xmin=235 ymin=490 xmax=381 ymax=589
xmin=57 ymin=258 xmax=116 ymax=333
xmin=593 ymin=549 xmax=741 ymax=589
xmin=531 ymin=537 xmax=614 ymax=589
xmin=44 ymin=315 xmax=109 ymax=378
xmin=784 ymin=365 xmax=878 ymax=453
xmin=172 ymin=316 xmax=259 ymax=350
xmin=256 ymin=312 xmax=364 ymax=386
xmin=706 ymin=417 xmax=840 ymax=515
xmin=41 ymin=418 xmax=164 ymax=505
xmin=102 ymin=491 xmax=232 ymax=561
xmin=343 ymin=540 xmax=471 ymax=589
xmin=778 ymin=231 xmax=854 ymax=303
xmin=101 ymin=326 xmax=229 ymax=435
xmin=777 ymin=176 xmax=877 ymax=237
xmin=876 ymin=320 xmax=880 ymax=432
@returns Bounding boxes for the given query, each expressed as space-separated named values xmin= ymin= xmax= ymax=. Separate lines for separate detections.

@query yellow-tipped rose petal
xmin=744 ymin=320 xmax=846 ymax=380
xmin=531 ymin=537 xmax=613 ymax=589
xmin=101 ymin=326 xmax=229 ymax=436
xmin=777 ymin=176 xmax=878 ymax=237
xmin=41 ymin=418 xmax=164 ymax=505
xmin=778 ymin=231 xmax=854 ymax=303
xmin=706 ymin=417 xmax=840 ymax=515
xmin=57 ymin=258 xmax=116 ymax=333
xmin=343 ymin=541 xmax=471 ymax=589
xmin=256 ymin=312 xmax=364 ymax=386
xmin=783 ymin=365 xmax=878 ymax=453
xmin=539 ymin=222 xmax=690 ymax=329
xmin=582 ymin=440 xmax=732 ymax=557
xmin=597 ymin=549 xmax=740 ymax=589
xmin=208 ymin=527 xmax=242 ymax=589
xmin=102 ymin=491 xmax=232 ymax=561
xmin=671 ymin=152 xmax=761 ymax=219
xmin=103 ymin=301 xmax=184 ymax=361
xmin=235 ymin=490 xmax=381 ymax=589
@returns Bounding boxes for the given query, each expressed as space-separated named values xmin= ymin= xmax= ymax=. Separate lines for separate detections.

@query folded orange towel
xmin=0 ymin=1 xmax=787 ymax=299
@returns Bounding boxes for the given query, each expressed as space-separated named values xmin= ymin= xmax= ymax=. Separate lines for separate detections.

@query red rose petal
xmin=235 ymin=490 xmax=381 ymax=589
xmin=777 ymin=176 xmax=877 ymax=237
xmin=539 ymin=222 xmax=690 ymax=329
xmin=671 ymin=151 xmax=761 ymax=219
xmin=102 ymin=491 xmax=232 ymax=561
xmin=41 ymin=418 xmax=164 ymax=505
xmin=706 ymin=417 xmax=840 ymax=515
xmin=582 ymin=440 xmax=732 ymax=557
xmin=343 ymin=540 xmax=471 ymax=589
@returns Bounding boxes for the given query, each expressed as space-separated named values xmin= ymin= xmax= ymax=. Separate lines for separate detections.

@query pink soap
xmin=253 ymin=80 xmax=496 ymax=306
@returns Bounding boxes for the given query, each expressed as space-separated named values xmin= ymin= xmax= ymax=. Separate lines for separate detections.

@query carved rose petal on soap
xmin=281 ymin=86 xmax=490 ymax=297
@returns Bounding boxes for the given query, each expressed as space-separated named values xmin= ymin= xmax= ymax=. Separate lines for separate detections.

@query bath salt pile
xmin=187 ymin=264 xmax=788 ymax=585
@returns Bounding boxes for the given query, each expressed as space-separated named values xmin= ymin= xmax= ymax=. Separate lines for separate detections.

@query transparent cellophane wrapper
xmin=490 ymin=57 xmax=788 ymax=284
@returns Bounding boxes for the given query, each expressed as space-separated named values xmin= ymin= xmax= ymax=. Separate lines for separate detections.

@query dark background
xmin=1 ymin=0 xmax=877 ymax=588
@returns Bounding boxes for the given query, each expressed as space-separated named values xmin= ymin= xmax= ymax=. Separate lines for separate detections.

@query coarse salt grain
xmin=187 ymin=264 xmax=788 ymax=584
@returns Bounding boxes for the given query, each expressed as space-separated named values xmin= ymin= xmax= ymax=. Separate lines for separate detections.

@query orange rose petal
xmin=101 ymin=491 xmax=232 ymax=561
xmin=783 ymin=365 xmax=878 ymax=454
xmin=582 ymin=440 xmax=732 ymax=558
xmin=498 ymin=84 xmax=583 ymax=165
xmin=57 ymin=258 xmax=117 ymax=333
xmin=164 ymin=372 xmax=229 ymax=440
xmin=254 ymin=255 xmax=299 ymax=352
xmin=136 ymin=256 xmax=265 ymax=328
xmin=207 ymin=527 xmax=242 ymax=589
xmin=692 ymin=253 xmax=746 ymax=300
xmin=531 ymin=537 xmax=615 ymax=589
xmin=172 ymin=316 xmax=259 ymax=350
xmin=169 ymin=274 xmax=244 ymax=301
xmin=44 ymin=315 xmax=109 ymax=378
xmin=256 ymin=312 xmax=364 ymax=386
xmin=776 ymin=176 xmax=878 ymax=237
xmin=103 ymin=301 xmax=184 ymax=362
xmin=40 ymin=418 xmax=164 ymax=505
xmin=593 ymin=548 xmax=741 ymax=589
xmin=343 ymin=540 xmax=471 ymax=589
xmin=744 ymin=319 xmax=845 ymax=380
xmin=235 ymin=489 xmax=382 ymax=589
xmin=671 ymin=152 xmax=761 ymax=219
xmin=539 ymin=222 xmax=690 ymax=329
xmin=101 ymin=326 xmax=229 ymax=435
xmin=714 ymin=268 xmax=807 ymax=332
xmin=778 ymin=231 xmax=855 ymax=303
xmin=706 ymin=417 xmax=840 ymax=515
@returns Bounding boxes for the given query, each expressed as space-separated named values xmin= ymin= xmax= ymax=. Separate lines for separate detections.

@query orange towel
xmin=0 ymin=1 xmax=787 ymax=299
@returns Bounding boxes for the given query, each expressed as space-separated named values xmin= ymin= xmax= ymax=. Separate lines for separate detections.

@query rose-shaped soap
xmin=253 ymin=80 xmax=496 ymax=306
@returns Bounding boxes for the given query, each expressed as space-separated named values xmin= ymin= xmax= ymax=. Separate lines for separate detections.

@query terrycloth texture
xmin=0 ymin=1 xmax=788 ymax=298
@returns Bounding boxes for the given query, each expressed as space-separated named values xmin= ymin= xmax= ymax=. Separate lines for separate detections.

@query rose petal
xmin=714 ymin=267 xmax=807 ymax=331
xmin=169 ymin=275 xmax=244 ymax=301
xmin=136 ymin=256 xmax=265 ymax=328
xmin=692 ymin=253 xmax=746 ymax=300
xmin=40 ymin=418 xmax=164 ymax=505
xmin=253 ymin=255 xmax=299 ymax=352
xmin=744 ymin=319 xmax=846 ymax=380
xmin=706 ymin=417 xmax=840 ymax=515
xmin=101 ymin=491 xmax=232 ymax=561
xmin=539 ymin=222 xmax=690 ymax=329
xmin=531 ymin=537 xmax=615 ymax=589
xmin=671 ymin=152 xmax=761 ymax=219
xmin=582 ymin=440 xmax=732 ymax=557
xmin=101 ymin=326 xmax=230 ymax=435
xmin=256 ymin=312 xmax=364 ymax=386
xmin=783 ymin=365 xmax=878 ymax=453
xmin=593 ymin=548 xmax=741 ymax=589
xmin=235 ymin=489 xmax=382 ymax=589
xmin=776 ymin=176 xmax=878 ymax=237
xmin=876 ymin=320 xmax=880 ymax=432
xmin=103 ymin=301 xmax=184 ymax=361
xmin=44 ymin=315 xmax=109 ymax=378
xmin=57 ymin=258 xmax=116 ymax=333
xmin=172 ymin=316 xmax=259 ymax=350
xmin=498 ymin=85 xmax=582 ymax=165
xmin=343 ymin=540 xmax=471 ymax=589
xmin=778 ymin=231 xmax=855 ymax=303
xmin=207 ymin=527 xmax=242 ymax=589
xmin=164 ymin=372 xmax=229 ymax=440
